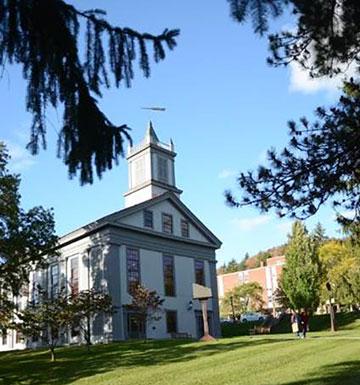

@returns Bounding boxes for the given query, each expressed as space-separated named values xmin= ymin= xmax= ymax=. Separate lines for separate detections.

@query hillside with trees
xmin=217 ymin=244 xmax=287 ymax=274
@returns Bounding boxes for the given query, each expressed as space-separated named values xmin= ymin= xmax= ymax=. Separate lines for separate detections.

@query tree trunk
xmin=230 ymin=296 xmax=236 ymax=322
xmin=86 ymin=317 xmax=92 ymax=352
xmin=329 ymin=304 xmax=337 ymax=332
xmin=50 ymin=346 xmax=55 ymax=362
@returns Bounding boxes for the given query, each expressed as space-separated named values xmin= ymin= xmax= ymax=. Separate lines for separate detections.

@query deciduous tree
xmin=128 ymin=284 xmax=164 ymax=338
xmin=16 ymin=289 xmax=71 ymax=361
xmin=0 ymin=143 xmax=58 ymax=328
xmin=69 ymin=289 xmax=115 ymax=350
xmin=220 ymin=282 xmax=264 ymax=320
xmin=319 ymin=240 xmax=360 ymax=308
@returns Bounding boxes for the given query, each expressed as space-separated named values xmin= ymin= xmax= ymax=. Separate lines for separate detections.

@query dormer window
xmin=162 ymin=213 xmax=173 ymax=234
xmin=143 ymin=209 xmax=153 ymax=229
xmin=181 ymin=219 xmax=189 ymax=238
xmin=158 ymin=156 xmax=168 ymax=183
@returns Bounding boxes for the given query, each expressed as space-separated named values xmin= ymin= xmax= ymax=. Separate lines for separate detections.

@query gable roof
xmin=59 ymin=192 xmax=222 ymax=249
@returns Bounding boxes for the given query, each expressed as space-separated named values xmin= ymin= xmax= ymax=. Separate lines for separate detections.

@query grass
xmin=0 ymin=314 xmax=359 ymax=385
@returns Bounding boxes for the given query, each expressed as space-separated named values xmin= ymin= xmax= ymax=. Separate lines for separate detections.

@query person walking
xmin=291 ymin=311 xmax=300 ymax=338
xmin=300 ymin=311 xmax=309 ymax=338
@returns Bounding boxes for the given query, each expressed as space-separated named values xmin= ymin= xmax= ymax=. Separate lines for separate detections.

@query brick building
xmin=217 ymin=256 xmax=285 ymax=310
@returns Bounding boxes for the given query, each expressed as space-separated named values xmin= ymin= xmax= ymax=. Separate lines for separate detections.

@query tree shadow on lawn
xmin=0 ymin=337 xmax=292 ymax=385
xmin=275 ymin=360 xmax=360 ymax=385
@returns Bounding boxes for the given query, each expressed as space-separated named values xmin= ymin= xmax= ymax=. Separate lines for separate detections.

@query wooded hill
xmin=218 ymin=244 xmax=287 ymax=274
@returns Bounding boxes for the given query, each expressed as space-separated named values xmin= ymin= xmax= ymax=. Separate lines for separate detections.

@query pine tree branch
xmin=0 ymin=0 xmax=180 ymax=184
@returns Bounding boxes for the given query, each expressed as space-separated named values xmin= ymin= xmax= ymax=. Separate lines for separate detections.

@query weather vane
xmin=141 ymin=106 xmax=166 ymax=111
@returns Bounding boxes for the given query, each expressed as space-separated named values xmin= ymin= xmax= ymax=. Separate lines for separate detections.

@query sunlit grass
xmin=0 ymin=315 xmax=359 ymax=385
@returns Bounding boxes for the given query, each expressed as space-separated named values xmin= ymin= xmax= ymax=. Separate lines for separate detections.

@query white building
xmin=0 ymin=123 xmax=222 ymax=351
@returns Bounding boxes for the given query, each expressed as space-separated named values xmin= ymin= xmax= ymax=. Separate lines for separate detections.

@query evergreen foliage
xmin=218 ymin=245 xmax=286 ymax=274
xmin=312 ymin=222 xmax=327 ymax=246
xmin=228 ymin=0 xmax=360 ymax=77
xmin=219 ymin=258 xmax=244 ymax=274
xmin=0 ymin=142 xmax=58 ymax=327
xmin=280 ymin=221 xmax=321 ymax=311
xmin=273 ymin=283 xmax=292 ymax=310
xmin=0 ymin=1 xmax=179 ymax=184
xmin=227 ymin=0 xmax=283 ymax=35
xmin=226 ymin=1 xmax=360 ymax=225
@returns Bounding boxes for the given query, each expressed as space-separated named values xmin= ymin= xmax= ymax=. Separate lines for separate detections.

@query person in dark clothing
xmin=300 ymin=311 xmax=309 ymax=338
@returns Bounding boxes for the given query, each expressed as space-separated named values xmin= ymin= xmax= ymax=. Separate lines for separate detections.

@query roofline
xmin=58 ymin=193 xmax=173 ymax=242
xmin=167 ymin=194 xmax=222 ymax=247
xmin=123 ymin=180 xmax=182 ymax=197
xmin=58 ymin=191 xmax=221 ymax=249
xmin=58 ymin=220 xmax=220 ymax=251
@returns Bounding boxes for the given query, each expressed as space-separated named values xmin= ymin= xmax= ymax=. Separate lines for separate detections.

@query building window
xmin=143 ymin=209 xmax=153 ymax=228
xmin=70 ymin=257 xmax=79 ymax=295
xmin=2 ymin=330 xmax=7 ymax=345
xmin=127 ymin=248 xmax=140 ymax=293
xmin=31 ymin=271 xmax=39 ymax=304
xmin=181 ymin=220 xmax=189 ymax=238
xmin=16 ymin=331 xmax=23 ymax=344
xmin=162 ymin=213 xmax=173 ymax=234
xmin=166 ymin=310 xmax=178 ymax=334
xmin=195 ymin=260 xmax=205 ymax=286
xmin=158 ymin=156 xmax=168 ymax=183
xmin=50 ymin=264 xmax=59 ymax=298
xmin=163 ymin=255 xmax=176 ymax=297
xmin=71 ymin=326 xmax=80 ymax=338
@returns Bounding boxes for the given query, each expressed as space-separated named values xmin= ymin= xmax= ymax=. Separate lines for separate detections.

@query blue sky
xmin=0 ymin=1 xmax=349 ymax=264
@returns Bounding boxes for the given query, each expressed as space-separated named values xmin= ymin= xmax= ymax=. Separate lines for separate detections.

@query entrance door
xmin=127 ymin=313 xmax=145 ymax=339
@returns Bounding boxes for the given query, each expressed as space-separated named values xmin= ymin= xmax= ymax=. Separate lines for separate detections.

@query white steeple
xmin=123 ymin=122 xmax=182 ymax=207
xmin=145 ymin=120 xmax=159 ymax=143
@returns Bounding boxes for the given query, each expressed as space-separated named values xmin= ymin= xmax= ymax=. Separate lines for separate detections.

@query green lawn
xmin=0 ymin=316 xmax=359 ymax=385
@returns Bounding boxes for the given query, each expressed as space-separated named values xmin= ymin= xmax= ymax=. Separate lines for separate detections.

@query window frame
xmin=162 ymin=213 xmax=173 ymax=234
xmin=143 ymin=209 xmax=154 ymax=229
xmin=166 ymin=310 xmax=178 ymax=334
xmin=31 ymin=271 xmax=39 ymax=304
xmin=158 ymin=156 xmax=169 ymax=183
xmin=194 ymin=259 xmax=205 ymax=286
xmin=15 ymin=331 xmax=23 ymax=344
xmin=126 ymin=247 xmax=141 ymax=294
xmin=181 ymin=219 xmax=190 ymax=238
xmin=70 ymin=256 xmax=79 ymax=296
xmin=50 ymin=264 xmax=59 ymax=299
xmin=163 ymin=255 xmax=176 ymax=297
xmin=2 ymin=330 xmax=7 ymax=345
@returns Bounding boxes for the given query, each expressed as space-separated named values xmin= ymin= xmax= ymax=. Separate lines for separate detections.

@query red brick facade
xmin=217 ymin=256 xmax=285 ymax=309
